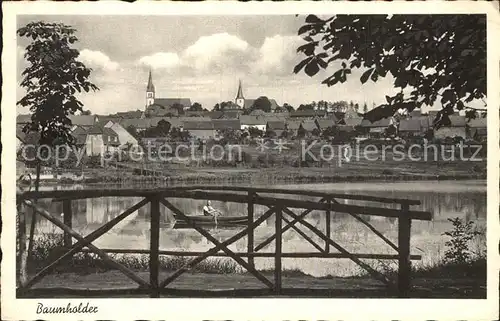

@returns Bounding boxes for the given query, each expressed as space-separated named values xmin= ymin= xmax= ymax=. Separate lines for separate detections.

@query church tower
xmin=235 ymin=79 xmax=245 ymax=109
xmin=146 ymin=70 xmax=155 ymax=108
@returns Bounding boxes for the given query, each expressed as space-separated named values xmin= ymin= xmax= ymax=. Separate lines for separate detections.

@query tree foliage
xmin=189 ymin=102 xmax=203 ymax=111
xmin=297 ymin=104 xmax=314 ymax=111
xmin=294 ymin=15 xmax=486 ymax=127
xmin=171 ymin=103 xmax=185 ymax=115
xmin=247 ymin=126 xmax=264 ymax=138
xmin=214 ymin=101 xmax=236 ymax=111
xmin=443 ymin=217 xmax=482 ymax=264
xmin=297 ymin=124 xmax=306 ymax=138
xmin=363 ymin=102 xmax=368 ymax=114
xmin=217 ymin=128 xmax=241 ymax=145
xmin=126 ymin=125 xmax=139 ymax=139
xmin=17 ymin=21 xmax=99 ymax=145
xmin=170 ymin=127 xmax=190 ymax=142
xmin=142 ymin=120 xmax=172 ymax=138
xmin=250 ymin=96 xmax=272 ymax=113
xmin=282 ymin=103 xmax=295 ymax=112
xmin=330 ymin=100 xmax=349 ymax=112
xmin=156 ymin=119 xmax=172 ymax=135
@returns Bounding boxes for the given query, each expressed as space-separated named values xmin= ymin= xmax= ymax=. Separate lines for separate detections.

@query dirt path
xmin=25 ymin=271 xmax=485 ymax=298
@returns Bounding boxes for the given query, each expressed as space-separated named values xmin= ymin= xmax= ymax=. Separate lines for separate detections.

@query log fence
xmin=16 ymin=186 xmax=432 ymax=298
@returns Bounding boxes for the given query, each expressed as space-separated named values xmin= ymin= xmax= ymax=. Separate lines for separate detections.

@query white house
xmin=85 ymin=123 xmax=120 ymax=156
xmin=102 ymin=120 xmax=139 ymax=148
xmin=239 ymin=115 xmax=267 ymax=131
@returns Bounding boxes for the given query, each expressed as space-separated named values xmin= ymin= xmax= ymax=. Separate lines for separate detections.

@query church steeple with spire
xmin=146 ymin=69 xmax=155 ymax=107
xmin=235 ymin=79 xmax=245 ymax=109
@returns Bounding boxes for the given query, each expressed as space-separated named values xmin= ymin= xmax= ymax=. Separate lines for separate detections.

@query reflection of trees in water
xmin=190 ymin=233 xmax=203 ymax=244
xmin=419 ymin=192 xmax=486 ymax=221
xmin=170 ymin=231 xmax=187 ymax=247
xmin=35 ymin=188 xmax=485 ymax=244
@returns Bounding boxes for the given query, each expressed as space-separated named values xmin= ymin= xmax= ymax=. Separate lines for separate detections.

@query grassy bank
xmin=39 ymin=160 xmax=486 ymax=187
xmin=24 ymin=233 xmax=486 ymax=283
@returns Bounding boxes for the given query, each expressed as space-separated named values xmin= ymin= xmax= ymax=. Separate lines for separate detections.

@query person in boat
xmin=203 ymin=200 xmax=221 ymax=217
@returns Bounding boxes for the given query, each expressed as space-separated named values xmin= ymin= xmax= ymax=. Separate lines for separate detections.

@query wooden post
xmin=18 ymin=202 xmax=28 ymax=285
xmin=62 ymin=200 xmax=73 ymax=248
xmin=274 ymin=206 xmax=282 ymax=294
xmin=149 ymin=196 xmax=160 ymax=298
xmin=247 ymin=191 xmax=255 ymax=268
xmin=398 ymin=202 xmax=412 ymax=298
xmin=325 ymin=198 xmax=331 ymax=253
xmin=27 ymin=207 xmax=37 ymax=261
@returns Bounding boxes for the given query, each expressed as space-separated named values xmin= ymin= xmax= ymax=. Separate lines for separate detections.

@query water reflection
xmin=24 ymin=180 xmax=486 ymax=277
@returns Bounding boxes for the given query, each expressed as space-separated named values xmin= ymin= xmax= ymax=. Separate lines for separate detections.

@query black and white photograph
xmin=2 ymin=1 xmax=499 ymax=320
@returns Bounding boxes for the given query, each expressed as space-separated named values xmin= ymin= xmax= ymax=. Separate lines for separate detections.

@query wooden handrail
xmin=18 ymin=185 xmax=421 ymax=205
xmin=78 ymin=248 xmax=422 ymax=260
xmin=17 ymin=189 xmax=431 ymax=220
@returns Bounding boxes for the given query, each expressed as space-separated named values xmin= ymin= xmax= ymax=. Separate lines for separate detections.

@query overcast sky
xmin=16 ymin=15 xmax=471 ymax=115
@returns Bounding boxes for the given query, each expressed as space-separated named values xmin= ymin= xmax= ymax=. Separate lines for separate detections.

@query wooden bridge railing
xmin=16 ymin=186 xmax=432 ymax=298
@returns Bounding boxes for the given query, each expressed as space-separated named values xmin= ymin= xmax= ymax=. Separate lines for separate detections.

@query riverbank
xmin=28 ymin=159 xmax=486 ymax=187
xmin=23 ymin=260 xmax=486 ymax=298
xmin=22 ymin=233 xmax=486 ymax=298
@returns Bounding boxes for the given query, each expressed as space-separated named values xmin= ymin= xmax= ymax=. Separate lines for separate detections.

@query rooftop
xmin=213 ymin=119 xmax=241 ymax=130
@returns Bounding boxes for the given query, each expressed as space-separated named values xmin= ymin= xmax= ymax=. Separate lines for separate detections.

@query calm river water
xmin=27 ymin=180 xmax=486 ymax=277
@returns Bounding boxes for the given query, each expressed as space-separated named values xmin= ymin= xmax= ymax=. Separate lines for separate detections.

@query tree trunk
xmin=27 ymin=160 xmax=41 ymax=262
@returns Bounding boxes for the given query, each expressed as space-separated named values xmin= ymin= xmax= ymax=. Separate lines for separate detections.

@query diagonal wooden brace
xmin=21 ymin=199 xmax=150 ymax=289
xmin=281 ymin=215 xmax=325 ymax=253
xmin=159 ymin=199 xmax=275 ymax=289
xmin=330 ymin=198 xmax=399 ymax=252
xmin=283 ymin=207 xmax=391 ymax=286
xmin=254 ymin=197 xmax=326 ymax=252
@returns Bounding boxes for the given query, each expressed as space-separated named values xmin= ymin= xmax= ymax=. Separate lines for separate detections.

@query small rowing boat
xmin=171 ymin=214 xmax=248 ymax=229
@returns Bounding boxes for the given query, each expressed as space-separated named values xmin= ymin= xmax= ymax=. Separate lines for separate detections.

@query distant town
xmin=16 ymin=70 xmax=487 ymax=185
xmin=17 ymin=71 xmax=487 ymax=154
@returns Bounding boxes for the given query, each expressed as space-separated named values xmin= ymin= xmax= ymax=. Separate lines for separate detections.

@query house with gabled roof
xmin=70 ymin=125 xmax=88 ymax=147
xmin=104 ymin=120 xmax=139 ymax=149
xmin=360 ymin=117 xmax=394 ymax=137
xmin=314 ymin=118 xmax=337 ymax=131
xmin=85 ymin=122 xmax=120 ymax=156
xmin=398 ymin=116 xmax=432 ymax=138
xmin=266 ymin=121 xmax=287 ymax=137
xmin=466 ymin=117 xmax=487 ymax=141
xmin=434 ymin=115 xmax=467 ymax=140
xmin=183 ymin=120 xmax=215 ymax=140
xmin=240 ymin=115 xmax=267 ymax=131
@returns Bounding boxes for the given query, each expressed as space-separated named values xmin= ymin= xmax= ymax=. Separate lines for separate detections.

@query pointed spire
xmin=147 ymin=69 xmax=155 ymax=92
xmin=235 ymin=79 xmax=244 ymax=99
